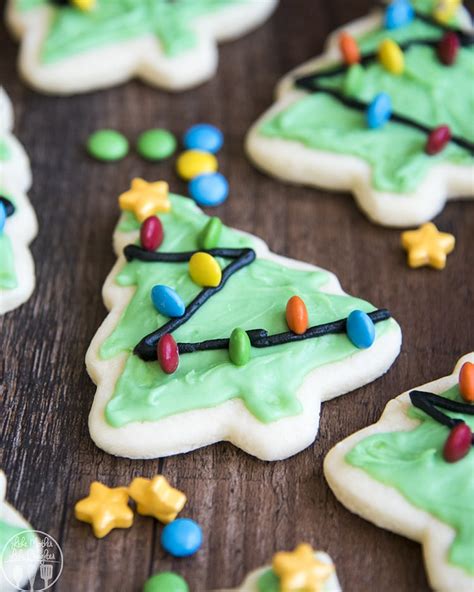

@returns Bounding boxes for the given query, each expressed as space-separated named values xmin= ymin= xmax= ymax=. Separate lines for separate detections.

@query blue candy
xmin=385 ymin=0 xmax=414 ymax=30
xmin=367 ymin=93 xmax=392 ymax=129
xmin=161 ymin=518 xmax=203 ymax=558
xmin=0 ymin=202 xmax=5 ymax=233
xmin=189 ymin=173 xmax=229 ymax=207
xmin=151 ymin=285 xmax=185 ymax=318
xmin=346 ymin=310 xmax=376 ymax=349
xmin=183 ymin=124 xmax=223 ymax=154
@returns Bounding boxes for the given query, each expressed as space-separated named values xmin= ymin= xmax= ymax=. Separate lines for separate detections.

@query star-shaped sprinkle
xmin=401 ymin=222 xmax=455 ymax=270
xmin=74 ymin=482 xmax=133 ymax=538
xmin=272 ymin=543 xmax=334 ymax=592
xmin=128 ymin=475 xmax=186 ymax=524
xmin=119 ymin=178 xmax=171 ymax=222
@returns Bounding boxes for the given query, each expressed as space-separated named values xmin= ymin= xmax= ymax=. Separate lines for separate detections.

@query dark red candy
xmin=140 ymin=216 xmax=163 ymax=252
xmin=443 ymin=422 xmax=472 ymax=463
xmin=438 ymin=32 xmax=460 ymax=66
xmin=426 ymin=125 xmax=451 ymax=155
xmin=157 ymin=334 xmax=179 ymax=374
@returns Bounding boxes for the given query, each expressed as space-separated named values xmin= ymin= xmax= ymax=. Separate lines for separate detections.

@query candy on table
xmin=183 ymin=123 xmax=224 ymax=154
xmin=151 ymin=285 xmax=186 ymax=318
xmin=119 ymin=179 xmax=171 ymax=222
xmin=401 ymin=222 xmax=455 ymax=269
xmin=137 ymin=129 xmax=177 ymax=161
xmin=161 ymin=518 xmax=203 ymax=558
xmin=176 ymin=150 xmax=218 ymax=181
xmin=384 ymin=0 xmax=415 ymax=30
xmin=189 ymin=172 xmax=229 ymax=207
xmin=157 ymin=334 xmax=180 ymax=374
xmin=286 ymin=295 xmax=309 ymax=335
xmin=346 ymin=310 xmax=376 ymax=349
xmin=378 ymin=39 xmax=405 ymax=75
xmin=459 ymin=362 xmax=474 ymax=403
xmin=438 ymin=31 xmax=460 ymax=65
xmin=143 ymin=572 xmax=189 ymax=592
xmin=128 ymin=475 xmax=186 ymax=523
xmin=426 ymin=125 xmax=451 ymax=155
xmin=141 ymin=216 xmax=164 ymax=252
xmin=366 ymin=93 xmax=392 ymax=129
xmin=87 ymin=129 xmax=129 ymax=162
xmin=272 ymin=543 xmax=334 ymax=592
xmin=189 ymin=252 xmax=222 ymax=287
xmin=198 ymin=216 xmax=223 ymax=250
xmin=229 ymin=328 xmax=251 ymax=366
xmin=338 ymin=32 xmax=360 ymax=65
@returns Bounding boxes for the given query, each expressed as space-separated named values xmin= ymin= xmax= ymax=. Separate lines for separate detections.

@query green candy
xmin=229 ymin=327 xmax=251 ymax=366
xmin=343 ymin=63 xmax=365 ymax=97
xmin=87 ymin=130 xmax=129 ymax=162
xmin=143 ymin=572 xmax=189 ymax=592
xmin=137 ymin=129 xmax=177 ymax=161
xmin=198 ymin=216 xmax=222 ymax=250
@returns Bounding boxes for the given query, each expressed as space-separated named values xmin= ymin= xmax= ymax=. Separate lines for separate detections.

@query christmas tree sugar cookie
xmin=324 ymin=353 xmax=474 ymax=592
xmin=0 ymin=87 xmax=37 ymax=315
xmin=6 ymin=0 xmax=278 ymax=95
xmin=246 ymin=0 xmax=474 ymax=227
xmin=86 ymin=180 xmax=401 ymax=460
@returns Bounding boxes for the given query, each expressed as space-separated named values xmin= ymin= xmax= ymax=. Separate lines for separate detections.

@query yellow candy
xmin=128 ymin=475 xmax=187 ymax=524
xmin=272 ymin=543 xmax=334 ymax=592
xmin=378 ymin=39 xmax=404 ymax=75
xmin=189 ymin=252 xmax=222 ymax=287
xmin=71 ymin=0 xmax=96 ymax=11
xmin=433 ymin=0 xmax=461 ymax=23
xmin=401 ymin=222 xmax=455 ymax=270
xmin=176 ymin=150 xmax=218 ymax=181
xmin=119 ymin=178 xmax=171 ymax=222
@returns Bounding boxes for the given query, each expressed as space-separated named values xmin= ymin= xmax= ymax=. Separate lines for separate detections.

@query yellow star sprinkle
xmin=74 ymin=482 xmax=133 ymax=539
xmin=119 ymin=178 xmax=171 ymax=222
xmin=401 ymin=222 xmax=455 ymax=270
xmin=272 ymin=544 xmax=334 ymax=592
xmin=433 ymin=0 xmax=461 ymax=23
xmin=128 ymin=476 xmax=186 ymax=524
xmin=71 ymin=0 xmax=96 ymax=11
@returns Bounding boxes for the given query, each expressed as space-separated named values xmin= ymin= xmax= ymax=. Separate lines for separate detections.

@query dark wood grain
xmin=1 ymin=1 xmax=473 ymax=591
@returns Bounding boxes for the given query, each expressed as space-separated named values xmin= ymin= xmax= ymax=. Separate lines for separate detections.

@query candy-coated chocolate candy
xmin=189 ymin=173 xmax=229 ymax=207
xmin=157 ymin=334 xmax=179 ymax=374
xmin=0 ymin=201 xmax=6 ymax=233
xmin=176 ymin=150 xmax=218 ymax=181
xmin=199 ymin=217 xmax=222 ymax=250
xmin=338 ymin=32 xmax=360 ymax=65
xmin=366 ymin=93 xmax=392 ymax=129
xmin=87 ymin=129 xmax=129 ymax=162
xmin=189 ymin=252 xmax=222 ymax=287
xmin=140 ymin=216 xmax=164 ymax=252
xmin=183 ymin=124 xmax=223 ymax=154
xmin=143 ymin=572 xmax=189 ymax=592
xmin=378 ymin=39 xmax=404 ymax=74
xmin=71 ymin=0 xmax=95 ymax=11
xmin=229 ymin=328 xmax=251 ymax=366
xmin=459 ymin=362 xmax=474 ymax=403
xmin=151 ymin=285 xmax=185 ymax=318
xmin=426 ymin=125 xmax=451 ymax=155
xmin=438 ymin=31 xmax=460 ymax=65
xmin=346 ymin=310 xmax=375 ymax=349
xmin=137 ymin=129 xmax=177 ymax=161
xmin=384 ymin=0 xmax=414 ymax=30
xmin=443 ymin=422 xmax=472 ymax=462
xmin=0 ymin=196 xmax=15 ymax=218
xmin=286 ymin=296 xmax=309 ymax=335
xmin=343 ymin=64 xmax=365 ymax=97
xmin=161 ymin=518 xmax=203 ymax=558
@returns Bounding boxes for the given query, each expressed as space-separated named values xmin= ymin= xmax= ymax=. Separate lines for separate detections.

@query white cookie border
xmin=6 ymin=0 xmax=278 ymax=95
xmin=245 ymin=8 xmax=474 ymax=228
xmin=324 ymin=353 xmax=474 ymax=592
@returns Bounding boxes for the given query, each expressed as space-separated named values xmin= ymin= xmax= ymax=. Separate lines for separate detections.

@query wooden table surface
xmin=1 ymin=1 xmax=473 ymax=590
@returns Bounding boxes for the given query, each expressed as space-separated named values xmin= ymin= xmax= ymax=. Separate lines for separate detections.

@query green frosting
xmin=346 ymin=385 xmax=474 ymax=574
xmin=18 ymin=0 xmax=241 ymax=63
xmin=257 ymin=569 xmax=280 ymax=592
xmin=101 ymin=194 xmax=395 ymax=428
xmin=260 ymin=2 xmax=474 ymax=193
xmin=0 ymin=233 xmax=17 ymax=290
xmin=0 ymin=140 xmax=11 ymax=161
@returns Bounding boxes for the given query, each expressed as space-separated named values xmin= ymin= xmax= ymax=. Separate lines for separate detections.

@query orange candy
xmin=339 ymin=32 xmax=360 ymax=65
xmin=459 ymin=362 xmax=474 ymax=403
xmin=286 ymin=296 xmax=309 ymax=335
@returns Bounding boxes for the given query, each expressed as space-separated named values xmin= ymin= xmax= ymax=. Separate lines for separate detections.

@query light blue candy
xmin=385 ymin=0 xmax=414 ymax=30
xmin=0 ymin=202 xmax=5 ymax=233
xmin=367 ymin=93 xmax=392 ymax=129
xmin=161 ymin=518 xmax=203 ymax=558
xmin=183 ymin=124 xmax=223 ymax=154
xmin=189 ymin=173 xmax=229 ymax=207
xmin=151 ymin=285 xmax=185 ymax=318
xmin=346 ymin=310 xmax=376 ymax=349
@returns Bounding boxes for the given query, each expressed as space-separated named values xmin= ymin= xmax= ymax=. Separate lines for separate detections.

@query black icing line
xmin=412 ymin=7 xmax=474 ymax=46
xmin=0 ymin=196 xmax=15 ymax=218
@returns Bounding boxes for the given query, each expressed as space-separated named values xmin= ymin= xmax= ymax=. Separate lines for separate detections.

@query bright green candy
xmin=229 ymin=327 xmax=251 ymax=366
xmin=143 ymin=572 xmax=189 ymax=592
xmin=87 ymin=130 xmax=129 ymax=162
xmin=137 ymin=129 xmax=177 ymax=161
xmin=199 ymin=216 xmax=222 ymax=250
xmin=343 ymin=64 xmax=365 ymax=97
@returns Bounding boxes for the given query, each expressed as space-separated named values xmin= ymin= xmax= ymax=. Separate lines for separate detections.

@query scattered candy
xmin=229 ymin=328 xmax=251 ymax=366
xmin=401 ymin=223 xmax=455 ymax=269
xmin=161 ymin=518 xmax=203 ymax=558
xmin=384 ymin=0 xmax=414 ymax=30
xmin=189 ymin=252 xmax=222 ymax=287
xmin=0 ymin=201 xmax=6 ymax=233
xmin=273 ymin=544 xmax=334 ymax=591
xmin=459 ymin=362 xmax=474 ymax=403
xmin=426 ymin=125 xmax=451 ymax=155
xmin=443 ymin=422 xmax=472 ymax=462
xmin=433 ymin=0 xmax=461 ymax=24
xmin=137 ymin=128 xmax=177 ymax=161
xmin=151 ymin=285 xmax=185 ymax=318
xmin=87 ymin=129 xmax=129 ymax=162
xmin=378 ymin=39 xmax=404 ymax=75
xmin=140 ymin=216 xmax=164 ymax=252
xmin=346 ymin=310 xmax=375 ymax=349
xmin=119 ymin=179 xmax=171 ymax=222
xmin=143 ymin=572 xmax=189 ymax=592
xmin=286 ymin=296 xmax=309 ymax=335
xmin=338 ymin=32 xmax=360 ymax=65
xmin=198 ymin=217 xmax=222 ymax=250
xmin=176 ymin=150 xmax=218 ymax=181
xmin=343 ymin=64 xmax=365 ymax=97
xmin=189 ymin=172 xmax=229 ymax=207
xmin=157 ymin=334 xmax=179 ymax=374
xmin=129 ymin=475 xmax=187 ymax=523
xmin=438 ymin=31 xmax=460 ymax=65
xmin=366 ymin=93 xmax=392 ymax=129
xmin=183 ymin=124 xmax=223 ymax=154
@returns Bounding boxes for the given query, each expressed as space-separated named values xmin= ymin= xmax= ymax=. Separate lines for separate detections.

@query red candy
xmin=157 ymin=334 xmax=179 ymax=374
xmin=339 ymin=32 xmax=360 ymax=65
xmin=140 ymin=216 xmax=163 ymax=252
xmin=443 ymin=422 xmax=472 ymax=462
xmin=438 ymin=32 xmax=460 ymax=66
xmin=459 ymin=361 xmax=474 ymax=403
xmin=426 ymin=125 xmax=451 ymax=155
